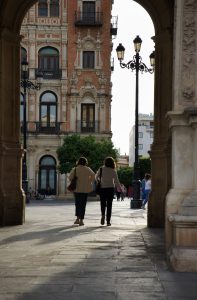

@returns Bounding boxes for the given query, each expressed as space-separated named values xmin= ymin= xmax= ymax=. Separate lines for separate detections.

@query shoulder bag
xmin=67 ymin=168 xmax=77 ymax=192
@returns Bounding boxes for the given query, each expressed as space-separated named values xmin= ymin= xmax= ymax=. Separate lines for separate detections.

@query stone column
xmin=0 ymin=28 xmax=25 ymax=225
xmin=148 ymin=26 xmax=173 ymax=227
xmin=58 ymin=173 xmax=67 ymax=198
xmin=166 ymin=0 xmax=197 ymax=271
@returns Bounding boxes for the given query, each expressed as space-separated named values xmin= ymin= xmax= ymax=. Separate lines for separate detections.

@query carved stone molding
xmin=181 ymin=0 xmax=197 ymax=104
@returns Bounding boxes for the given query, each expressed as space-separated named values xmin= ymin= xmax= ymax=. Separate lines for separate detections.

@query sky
xmin=111 ymin=0 xmax=155 ymax=155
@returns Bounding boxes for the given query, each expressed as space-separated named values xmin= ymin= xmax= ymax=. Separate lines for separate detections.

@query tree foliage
xmin=139 ymin=157 xmax=151 ymax=179
xmin=117 ymin=167 xmax=133 ymax=188
xmin=56 ymin=135 xmax=119 ymax=173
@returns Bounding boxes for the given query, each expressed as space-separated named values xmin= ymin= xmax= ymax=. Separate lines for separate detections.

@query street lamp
xmin=21 ymin=60 xmax=41 ymax=200
xmin=116 ymin=35 xmax=155 ymax=209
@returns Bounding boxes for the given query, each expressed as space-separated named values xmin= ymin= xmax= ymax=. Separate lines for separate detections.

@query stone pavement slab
xmin=0 ymin=198 xmax=197 ymax=300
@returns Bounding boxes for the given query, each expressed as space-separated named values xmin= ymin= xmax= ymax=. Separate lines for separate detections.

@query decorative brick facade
xmin=20 ymin=0 xmax=115 ymax=196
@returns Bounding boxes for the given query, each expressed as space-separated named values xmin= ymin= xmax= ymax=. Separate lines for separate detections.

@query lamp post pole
xmin=116 ymin=35 xmax=155 ymax=209
xmin=22 ymin=64 xmax=28 ymax=196
xmin=21 ymin=60 xmax=41 ymax=199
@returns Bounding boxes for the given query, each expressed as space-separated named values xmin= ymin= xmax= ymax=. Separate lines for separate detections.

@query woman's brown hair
xmin=77 ymin=157 xmax=88 ymax=166
xmin=104 ymin=157 xmax=116 ymax=169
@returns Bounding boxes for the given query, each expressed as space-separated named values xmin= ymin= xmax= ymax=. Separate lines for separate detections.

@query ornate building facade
xmin=20 ymin=0 xmax=116 ymax=196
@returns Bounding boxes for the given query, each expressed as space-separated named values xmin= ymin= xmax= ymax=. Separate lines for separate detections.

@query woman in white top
xmin=69 ymin=157 xmax=95 ymax=226
xmin=141 ymin=173 xmax=151 ymax=209
xmin=95 ymin=157 xmax=122 ymax=226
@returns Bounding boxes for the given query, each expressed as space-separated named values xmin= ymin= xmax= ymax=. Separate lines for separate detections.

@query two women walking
xmin=69 ymin=156 xmax=122 ymax=226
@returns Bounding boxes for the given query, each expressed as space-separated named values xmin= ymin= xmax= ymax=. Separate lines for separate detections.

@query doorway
xmin=38 ymin=155 xmax=57 ymax=195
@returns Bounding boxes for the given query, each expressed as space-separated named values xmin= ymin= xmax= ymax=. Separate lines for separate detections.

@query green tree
xmin=56 ymin=135 xmax=118 ymax=173
xmin=117 ymin=167 xmax=133 ymax=188
xmin=139 ymin=157 xmax=151 ymax=179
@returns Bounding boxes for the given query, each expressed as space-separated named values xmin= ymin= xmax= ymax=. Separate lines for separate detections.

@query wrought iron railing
xmin=75 ymin=11 xmax=103 ymax=26
xmin=20 ymin=122 xmax=62 ymax=134
xmin=35 ymin=69 xmax=62 ymax=80
xmin=76 ymin=120 xmax=100 ymax=133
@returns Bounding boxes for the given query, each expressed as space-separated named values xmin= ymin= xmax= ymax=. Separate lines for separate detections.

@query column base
xmin=130 ymin=199 xmax=142 ymax=209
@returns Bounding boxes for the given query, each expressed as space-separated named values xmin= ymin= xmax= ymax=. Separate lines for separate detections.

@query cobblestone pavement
xmin=0 ymin=197 xmax=197 ymax=300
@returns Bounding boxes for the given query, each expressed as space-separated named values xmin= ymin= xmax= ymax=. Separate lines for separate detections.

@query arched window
xmin=20 ymin=93 xmax=24 ymax=123
xmin=38 ymin=0 xmax=48 ymax=17
xmin=38 ymin=47 xmax=59 ymax=71
xmin=21 ymin=47 xmax=27 ymax=63
xmin=39 ymin=155 xmax=57 ymax=195
xmin=38 ymin=47 xmax=60 ymax=78
xmin=50 ymin=0 xmax=59 ymax=17
xmin=40 ymin=91 xmax=57 ymax=130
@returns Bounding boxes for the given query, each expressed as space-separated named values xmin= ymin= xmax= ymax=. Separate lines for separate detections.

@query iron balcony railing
xmin=35 ymin=69 xmax=62 ymax=80
xmin=35 ymin=122 xmax=61 ymax=134
xmin=75 ymin=11 xmax=103 ymax=26
xmin=76 ymin=120 xmax=100 ymax=133
xmin=20 ymin=122 xmax=62 ymax=134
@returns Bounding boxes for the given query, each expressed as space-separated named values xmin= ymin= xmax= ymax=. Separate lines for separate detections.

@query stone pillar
xmin=166 ymin=0 xmax=197 ymax=271
xmin=58 ymin=173 xmax=67 ymax=197
xmin=0 ymin=28 xmax=25 ymax=225
xmin=148 ymin=27 xmax=173 ymax=227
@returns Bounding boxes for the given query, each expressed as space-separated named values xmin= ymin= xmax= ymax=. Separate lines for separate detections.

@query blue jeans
xmin=142 ymin=189 xmax=151 ymax=206
xmin=74 ymin=193 xmax=88 ymax=219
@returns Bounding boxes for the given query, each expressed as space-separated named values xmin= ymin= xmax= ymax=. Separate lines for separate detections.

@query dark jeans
xmin=142 ymin=189 xmax=151 ymax=206
xmin=74 ymin=193 xmax=88 ymax=219
xmin=100 ymin=187 xmax=114 ymax=223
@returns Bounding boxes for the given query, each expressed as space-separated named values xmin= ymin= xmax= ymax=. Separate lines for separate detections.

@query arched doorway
xmin=38 ymin=155 xmax=57 ymax=195
xmin=0 ymin=0 xmax=173 ymax=225
xmin=5 ymin=0 xmax=196 ymax=272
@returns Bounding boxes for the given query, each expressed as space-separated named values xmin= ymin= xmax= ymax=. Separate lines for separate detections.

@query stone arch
xmin=133 ymin=0 xmax=174 ymax=228
xmin=0 ymin=0 xmax=173 ymax=229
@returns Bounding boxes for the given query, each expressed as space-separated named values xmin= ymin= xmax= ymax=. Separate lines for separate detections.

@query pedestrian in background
xmin=120 ymin=184 xmax=126 ymax=201
xmin=95 ymin=157 xmax=122 ymax=226
xmin=69 ymin=157 xmax=95 ymax=226
xmin=141 ymin=174 xmax=147 ymax=204
xmin=141 ymin=173 xmax=151 ymax=209
xmin=115 ymin=185 xmax=122 ymax=201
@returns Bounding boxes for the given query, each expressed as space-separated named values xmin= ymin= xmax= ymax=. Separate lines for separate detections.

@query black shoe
xmin=107 ymin=223 xmax=111 ymax=226
xmin=101 ymin=216 xmax=105 ymax=225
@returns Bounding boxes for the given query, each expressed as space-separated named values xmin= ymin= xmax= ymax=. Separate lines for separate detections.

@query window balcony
xmin=76 ymin=120 xmax=100 ymax=133
xmin=35 ymin=69 xmax=62 ymax=80
xmin=110 ymin=16 xmax=118 ymax=36
xmin=75 ymin=11 xmax=103 ymax=26
xmin=21 ymin=122 xmax=61 ymax=135
xmin=35 ymin=122 xmax=61 ymax=134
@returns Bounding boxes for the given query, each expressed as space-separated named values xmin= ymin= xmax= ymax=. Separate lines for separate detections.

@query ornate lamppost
xmin=116 ymin=35 xmax=155 ymax=209
xmin=21 ymin=60 xmax=41 ymax=199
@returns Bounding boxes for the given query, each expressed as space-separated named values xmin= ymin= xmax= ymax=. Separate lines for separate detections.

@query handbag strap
xmin=99 ymin=167 xmax=102 ymax=180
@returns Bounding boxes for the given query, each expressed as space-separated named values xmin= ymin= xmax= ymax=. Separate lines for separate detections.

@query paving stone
xmin=0 ymin=198 xmax=196 ymax=300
